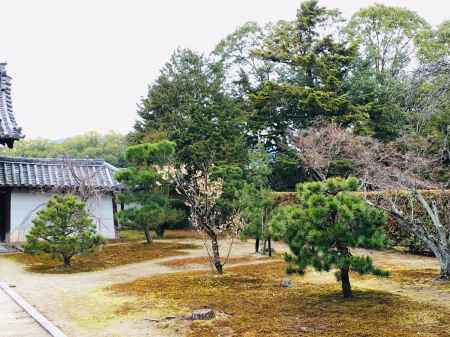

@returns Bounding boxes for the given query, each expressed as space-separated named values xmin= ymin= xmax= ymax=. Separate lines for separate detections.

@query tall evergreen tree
xmin=239 ymin=145 xmax=275 ymax=254
xmin=133 ymin=49 xmax=248 ymax=273
xmin=133 ymin=48 xmax=247 ymax=168
xmin=250 ymin=0 xmax=369 ymax=151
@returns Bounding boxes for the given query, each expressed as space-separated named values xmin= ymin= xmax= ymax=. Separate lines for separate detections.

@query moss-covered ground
xmin=109 ymin=261 xmax=450 ymax=337
xmin=6 ymin=241 xmax=199 ymax=274
xmin=117 ymin=229 xmax=204 ymax=242
xmin=160 ymin=255 xmax=270 ymax=268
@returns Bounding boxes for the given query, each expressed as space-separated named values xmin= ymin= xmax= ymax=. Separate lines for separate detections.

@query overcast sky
xmin=1 ymin=0 xmax=449 ymax=139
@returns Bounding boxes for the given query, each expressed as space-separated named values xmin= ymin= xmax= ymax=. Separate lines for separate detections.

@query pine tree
xmin=283 ymin=177 xmax=388 ymax=298
xmin=24 ymin=194 xmax=104 ymax=267
xmin=115 ymin=140 xmax=183 ymax=244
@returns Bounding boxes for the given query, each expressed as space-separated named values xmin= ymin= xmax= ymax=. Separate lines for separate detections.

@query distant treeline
xmin=0 ymin=131 xmax=127 ymax=167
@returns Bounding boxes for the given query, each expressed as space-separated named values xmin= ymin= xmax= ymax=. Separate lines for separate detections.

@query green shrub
xmin=24 ymin=194 xmax=104 ymax=267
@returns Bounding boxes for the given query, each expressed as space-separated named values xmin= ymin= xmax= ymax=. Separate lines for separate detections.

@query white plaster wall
xmin=86 ymin=194 xmax=116 ymax=240
xmin=9 ymin=191 xmax=116 ymax=243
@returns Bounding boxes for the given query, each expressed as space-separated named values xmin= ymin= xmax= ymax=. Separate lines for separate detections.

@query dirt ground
xmin=0 ymin=239 xmax=449 ymax=337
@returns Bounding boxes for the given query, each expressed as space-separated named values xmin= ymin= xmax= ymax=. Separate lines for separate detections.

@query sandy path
xmin=0 ymin=242 xmax=447 ymax=337
xmin=358 ymin=248 xmax=450 ymax=309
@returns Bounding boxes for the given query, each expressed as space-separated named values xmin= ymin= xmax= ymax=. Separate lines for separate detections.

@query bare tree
xmin=291 ymin=122 xmax=436 ymax=189
xmin=62 ymin=158 xmax=118 ymax=238
xmin=370 ymin=190 xmax=450 ymax=280
xmin=63 ymin=157 xmax=102 ymax=202
xmin=407 ymin=58 xmax=450 ymax=118
xmin=406 ymin=58 xmax=450 ymax=161
xmin=174 ymin=165 xmax=243 ymax=274
xmin=292 ymin=123 xmax=450 ymax=280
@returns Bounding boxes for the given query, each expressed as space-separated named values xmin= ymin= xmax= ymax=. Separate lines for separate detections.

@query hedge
xmin=273 ymin=192 xmax=297 ymax=206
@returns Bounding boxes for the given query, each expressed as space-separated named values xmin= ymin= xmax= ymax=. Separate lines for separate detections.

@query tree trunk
xmin=268 ymin=236 xmax=272 ymax=257
xmin=413 ymin=191 xmax=450 ymax=282
xmin=255 ymin=237 xmax=260 ymax=254
xmin=340 ymin=267 xmax=352 ymax=298
xmin=439 ymin=255 xmax=450 ymax=281
xmin=369 ymin=192 xmax=450 ymax=283
xmin=63 ymin=256 xmax=71 ymax=267
xmin=156 ymin=224 xmax=165 ymax=239
xmin=263 ymin=240 xmax=267 ymax=255
xmin=440 ymin=125 xmax=450 ymax=164
xmin=144 ymin=225 xmax=153 ymax=244
xmin=211 ymin=236 xmax=223 ymax=274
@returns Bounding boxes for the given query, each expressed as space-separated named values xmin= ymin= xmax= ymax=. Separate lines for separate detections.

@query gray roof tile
xmin=0 ymin=63 xmax=24 ymax=148
xmin=0 ymin=157 xmax=120 ymax=191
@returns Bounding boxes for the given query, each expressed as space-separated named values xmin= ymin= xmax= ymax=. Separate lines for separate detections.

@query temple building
xmin=0 ymin=63 xmax=120 ymax=244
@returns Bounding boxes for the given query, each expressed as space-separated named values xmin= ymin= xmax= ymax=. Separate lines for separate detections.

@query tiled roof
xmin=0 ymin=63 xmax=24 ymax=148
xmin=0 ymin=157 xmax=120 ymax=191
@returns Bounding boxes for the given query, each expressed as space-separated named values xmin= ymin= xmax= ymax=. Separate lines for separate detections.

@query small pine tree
xmin=283 ymin=177 xmax=388 ymax=298
xmin=115 ymin=140 xmax=183 ymax=243
xmin=24 ymin=194 xmax=104 ymax=267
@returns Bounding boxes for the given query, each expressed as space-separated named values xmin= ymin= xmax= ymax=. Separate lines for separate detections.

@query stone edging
xmin=0 ymin=282 xmax=68 ymax=337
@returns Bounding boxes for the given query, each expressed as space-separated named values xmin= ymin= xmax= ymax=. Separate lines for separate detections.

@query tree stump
xmin=192 ymin=308 xmax=215 ymax=320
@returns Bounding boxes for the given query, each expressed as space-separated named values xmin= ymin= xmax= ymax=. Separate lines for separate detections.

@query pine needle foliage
xmin=115 ymin=140 xmax=183 ymax=243
xmin=283 ymin=177 xmax=388 ymax=297
xmin=24 ymin=194 xmax=104 ymax=267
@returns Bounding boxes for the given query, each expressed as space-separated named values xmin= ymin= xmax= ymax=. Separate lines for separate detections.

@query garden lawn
xmin=6 ymin=241 xmax=199 ymax=274
xmin=110 ymin=261 xmax=450 ymax=337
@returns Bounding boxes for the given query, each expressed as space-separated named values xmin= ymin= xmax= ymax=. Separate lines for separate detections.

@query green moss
xmin=5 ymin=241 xmax=199 ymax=274
xmin=109 ymin=261 xmax=450 ymax=337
